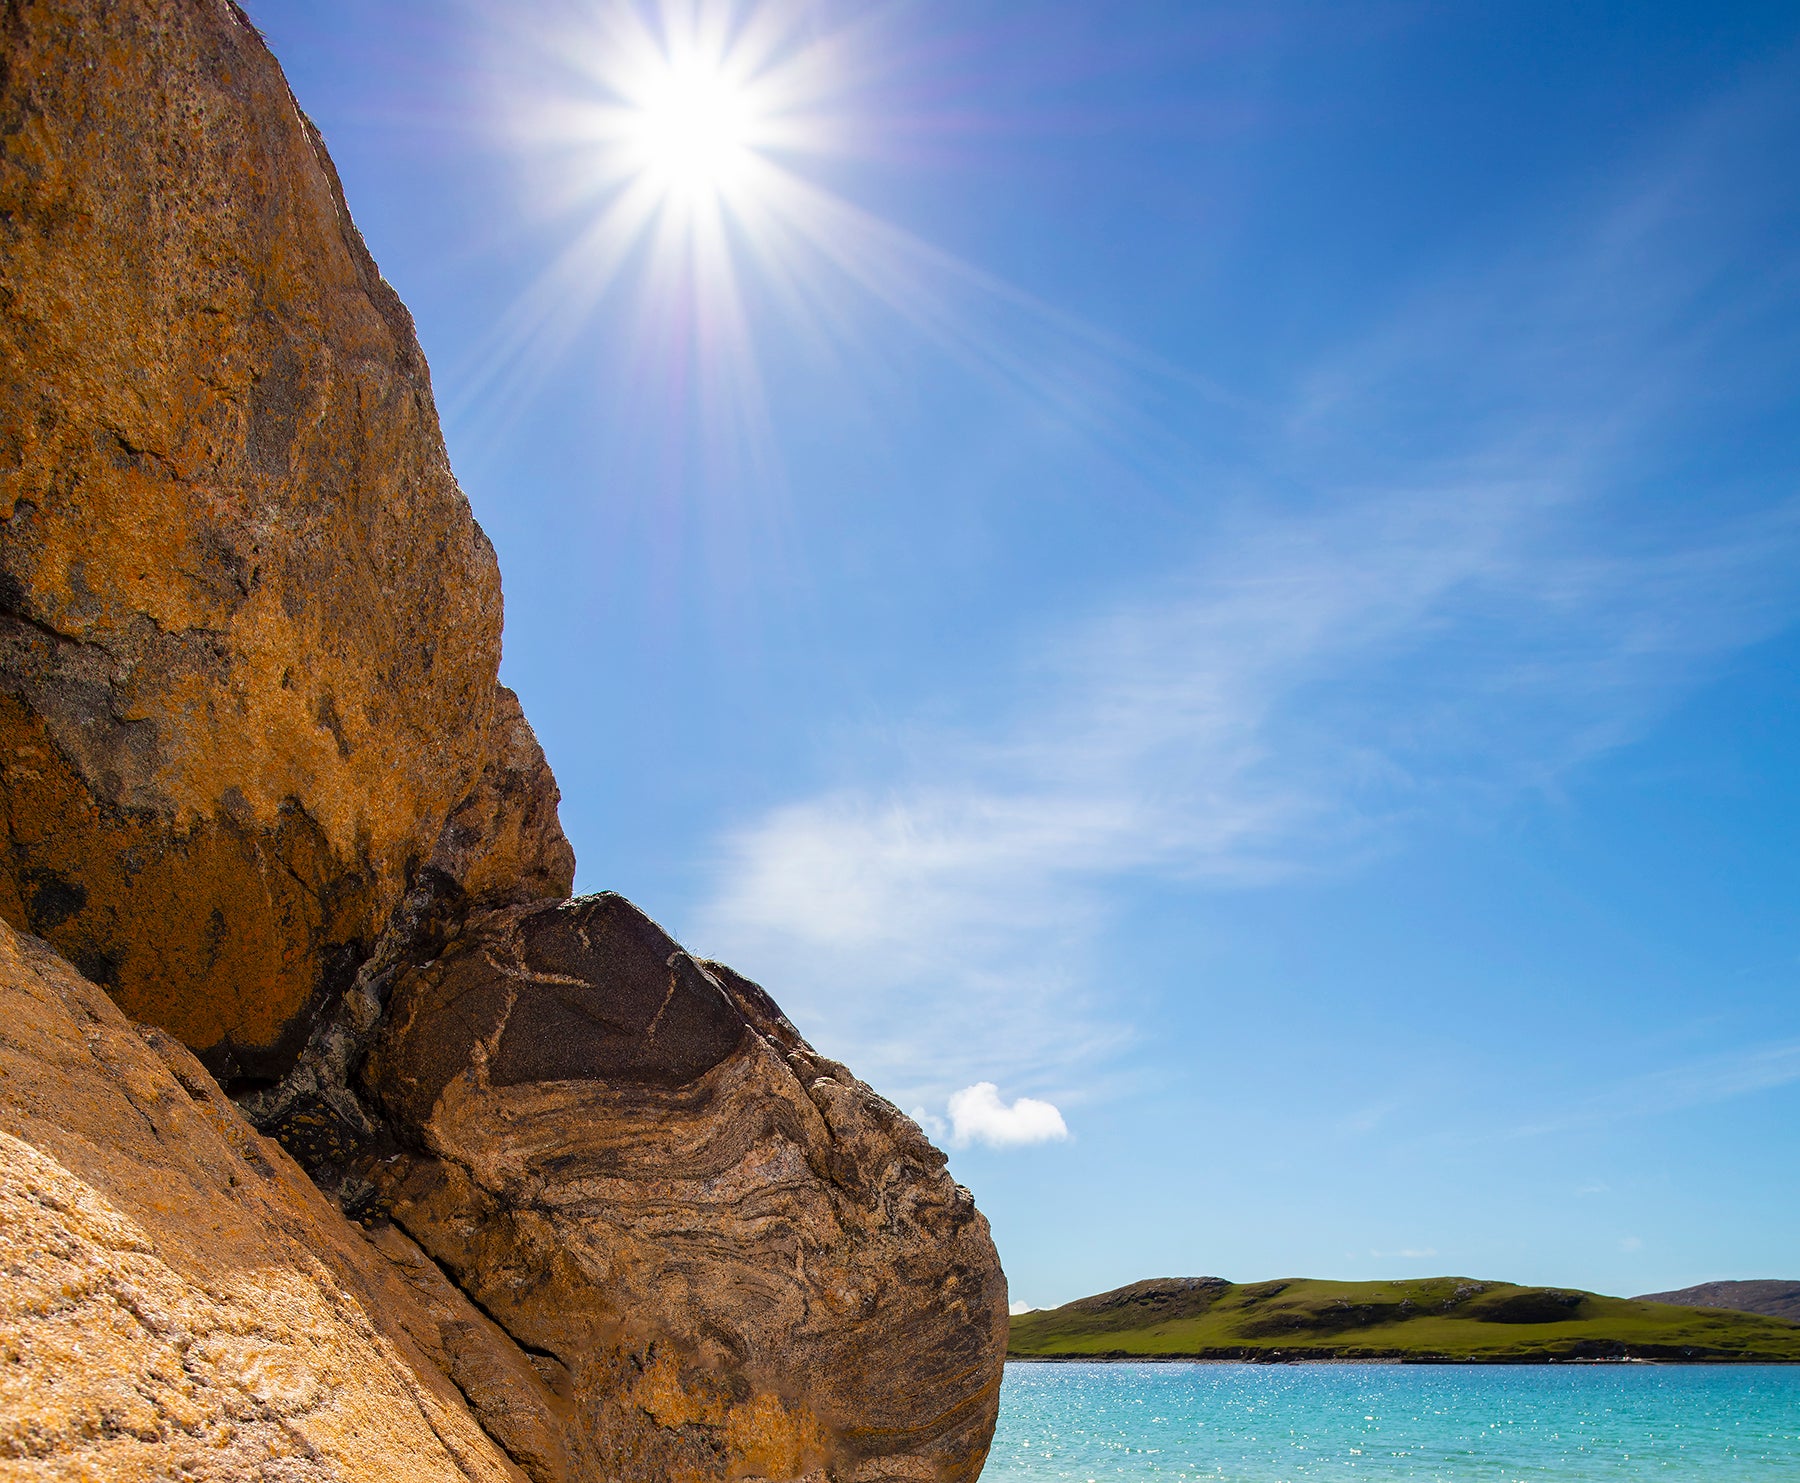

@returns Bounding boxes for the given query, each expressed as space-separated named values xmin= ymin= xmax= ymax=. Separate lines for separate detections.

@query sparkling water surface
xmin=984 ymin=1362 xmax=1800 ymax=1481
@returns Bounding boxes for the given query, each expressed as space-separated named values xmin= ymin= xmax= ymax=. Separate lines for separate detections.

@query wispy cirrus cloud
xmin=689 ymin=65 xmax=1800 ymax=1114
xmin=1509 ymin=1039 xmax=1800 ymax=1140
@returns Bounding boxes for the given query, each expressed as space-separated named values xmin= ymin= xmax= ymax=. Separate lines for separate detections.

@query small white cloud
xmin=1009 ymin=1300 xmax=1039 ymax=1315
xmin=947 ymin=1082 xmax=1069 ymax=1149
xmin=1369 ymin=1248 xmax=1438 ymax=1260
xmin=1576 ymin=1182 xmax=1611 ymax=1196
xmin=1620 ymin=1235 xmax=1645 ymax=1253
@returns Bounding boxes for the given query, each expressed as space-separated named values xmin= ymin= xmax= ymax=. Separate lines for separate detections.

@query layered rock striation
xmin=0 ymin=2 xmax=1007 ymax=1479
xmin=366 ymin=895 xmax=1006 ymax=1483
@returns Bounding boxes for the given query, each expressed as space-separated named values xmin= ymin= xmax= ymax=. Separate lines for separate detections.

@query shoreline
xmin=1006 ymin=1352 xmax=1800 ymax=1366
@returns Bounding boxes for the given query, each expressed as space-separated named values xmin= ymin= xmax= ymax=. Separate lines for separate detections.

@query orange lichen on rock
xmin=0 ymin=0 xmax=570 ymax=1078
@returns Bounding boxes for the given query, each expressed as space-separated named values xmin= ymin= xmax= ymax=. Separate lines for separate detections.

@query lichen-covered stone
xmin=0 ymin=6 xmax=1010 ymax=1482
xmin=365 ymin=894 xmax=1010 ymax=1483
xmin=0 ymin=0 xmax=572 ymax=1083
xmin=0 ymin=914 xmax=555 ymax=1482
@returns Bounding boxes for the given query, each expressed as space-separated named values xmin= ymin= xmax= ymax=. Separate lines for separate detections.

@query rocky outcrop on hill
xmin=1057 ymin=1278 xmax=1233 ymax=1323
xmin=0 ymin=2 xmax=1006 ymax=1480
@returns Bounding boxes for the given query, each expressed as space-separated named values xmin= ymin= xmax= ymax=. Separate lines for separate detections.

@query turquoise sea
xmin=985 ymin=1362 xmax=1800 ymax=1481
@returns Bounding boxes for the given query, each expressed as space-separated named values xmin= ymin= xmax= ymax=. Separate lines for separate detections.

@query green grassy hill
xmin=1007 ymin=1276 xmax=1800 ymax=1363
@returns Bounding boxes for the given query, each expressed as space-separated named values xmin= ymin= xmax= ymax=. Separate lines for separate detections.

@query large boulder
xmin=0 ymin=0 xmax=573 ymax=1084
xmin=364 ymin=894 xmax=1009 ymax=1483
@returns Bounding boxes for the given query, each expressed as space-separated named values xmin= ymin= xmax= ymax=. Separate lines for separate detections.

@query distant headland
xmin=1008 ymin=1276 xmax=1800 ymax=1363
xmin=1633 ymin=1279 xmax=1800 ymax=1323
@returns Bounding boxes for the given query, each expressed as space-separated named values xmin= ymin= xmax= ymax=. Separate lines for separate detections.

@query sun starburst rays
xmin=453 ymin=0 xmax=1209 ymax=496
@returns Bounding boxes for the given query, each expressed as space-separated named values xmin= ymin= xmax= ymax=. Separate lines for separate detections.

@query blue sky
xmin=247 ymin=0 xmax=1800 ymax=1307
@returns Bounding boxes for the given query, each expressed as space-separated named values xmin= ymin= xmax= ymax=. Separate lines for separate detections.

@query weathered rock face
xmin=0 ymin=0 xmax=573 ymax=1083
xmin=0 ymin=4 xmax=1010 ymax=1481
xmin=364 ymin=894 xmax=1009 ymax=1483
xmin=0 ymin=913 xmax=556 ymax=1481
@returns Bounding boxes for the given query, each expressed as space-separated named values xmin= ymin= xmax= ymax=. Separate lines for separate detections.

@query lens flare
xmin=467 ymin=0 xmax=846 ymax=447
xmin=464 ymin=0 xmax=1197 ymax=482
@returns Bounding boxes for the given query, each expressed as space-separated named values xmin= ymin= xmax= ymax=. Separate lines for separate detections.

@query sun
xmin=484 ymin=0 xmax=1011 ymax=445
xmin=624 ymin=58 xmax=761 ymax=200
